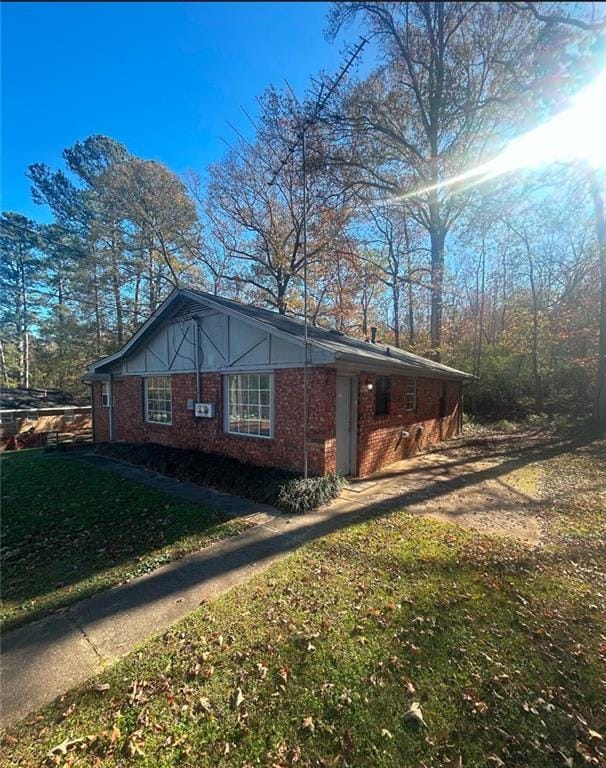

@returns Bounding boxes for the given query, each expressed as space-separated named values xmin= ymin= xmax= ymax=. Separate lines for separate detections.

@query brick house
xmin=84 ymin=289 xmax=471 ymax=478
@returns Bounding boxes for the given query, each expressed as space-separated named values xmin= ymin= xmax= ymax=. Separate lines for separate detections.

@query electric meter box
xmin=194 ymin=402 xmax=215 ymax=418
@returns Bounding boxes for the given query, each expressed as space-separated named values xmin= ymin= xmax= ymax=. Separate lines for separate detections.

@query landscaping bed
xmin=95 ymin=442 xmax=345 ymax=514
xmin=0 ymin=449 xmax=248 ymax=632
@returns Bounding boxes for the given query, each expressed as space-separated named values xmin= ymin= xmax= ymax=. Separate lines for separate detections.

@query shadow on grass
xmin=4 ymin=429 xmax=600 ymax=653
xmin=1 ymin=451 xmax=245 ymax=628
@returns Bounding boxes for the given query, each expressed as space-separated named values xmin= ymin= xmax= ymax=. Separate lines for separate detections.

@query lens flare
xmin=394 ymin=69 xmax=606 ymax=202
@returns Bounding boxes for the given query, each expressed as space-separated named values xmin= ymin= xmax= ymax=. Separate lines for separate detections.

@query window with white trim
xmin=406 ymin=379 xmax=417 ymax=412
xmin=145 ymin=376 xmax=172 ymax=424
xmin=1 ymin=412 xmax=14 ymax=425
xmin=101 ymin=382 xmax=111 ymax=407
xmin=26 ymin=410 xmax=38 ymax=422
xmin=64 ymin=411 xmax=75 ymax=424
xmin=226 ymin=373 xmax=272 ymax=438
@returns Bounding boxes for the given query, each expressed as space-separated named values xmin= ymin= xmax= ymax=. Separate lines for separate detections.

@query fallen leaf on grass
xmin=403 ymin=701 xmax=427 ymax=727
xmin=94 ymin=683 xmax=110 ymax=693
xmin=231 ymin=687 xmax=244 ymax=710
xmin=302 ymin=716 xmax=315 ymax=733
xmin=46 ymin=736 xmax=90 ymax=757
xmin=381 ymin=728 xmax=393 ymax=739
xmin=588 ymin=728 xmax=603 ymax=741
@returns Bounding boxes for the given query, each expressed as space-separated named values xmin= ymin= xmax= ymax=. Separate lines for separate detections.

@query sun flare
xmin=396 ymin=68 xmax=606 ymax=201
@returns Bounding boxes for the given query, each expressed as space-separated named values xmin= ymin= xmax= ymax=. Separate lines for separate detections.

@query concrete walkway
xmin=1 ymin=437 xmax=557 ymax=728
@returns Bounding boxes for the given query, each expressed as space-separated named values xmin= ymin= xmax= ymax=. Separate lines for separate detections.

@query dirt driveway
xmin=341 ymin=429 xmax=571 ymax=545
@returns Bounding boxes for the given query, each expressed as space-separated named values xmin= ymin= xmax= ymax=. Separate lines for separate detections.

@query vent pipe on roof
xmin=370 ymin=327 xmax=377 ymax=344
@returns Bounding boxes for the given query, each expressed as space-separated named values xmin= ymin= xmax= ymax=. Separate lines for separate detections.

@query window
xmin=375 ymin=376 xmax=390 ymax=415
xmin=1 ymin=412 xmax=14 ymax=425
xmin=64 ymin=411 xmax=75 ymax=424
xmin=26 ymin=410 xmax=38 ymax=422
xmin=406 ymin=379 xmax=417 ymax=412
xmin=145 ymin=376 xmax=172 ymax=424
xmin=101 ymin=382 xmax=111 ymax=407
xmin=226 ymin=373 xmax=272 ymax=438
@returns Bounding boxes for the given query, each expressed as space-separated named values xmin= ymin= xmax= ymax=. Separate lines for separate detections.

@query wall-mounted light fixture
xmin=367 ymin=382 xmax=374 ymax=391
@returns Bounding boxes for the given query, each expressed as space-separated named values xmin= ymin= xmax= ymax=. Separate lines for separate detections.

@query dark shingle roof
xmin=87 ymin=288 xmax=472 ymax=381
xmin=0 ymin=388 xmax=85 ymax=410
xmin=187 ymin=289 xmax=472 ymax=380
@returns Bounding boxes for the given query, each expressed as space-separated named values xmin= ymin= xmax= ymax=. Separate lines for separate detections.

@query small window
xmin=26 ymin=410 xmax=38 ymax=422
xmin=1 ymin=412 xmax=14 ymax=425
xmin=101 ymin=382 xmax=111 ymax=407
xmin=226 ymin=373 xmax=272 ymax=438
xmin=375 ymin=376 xmax=391 ymax=416
xmin=64 ymin=411 xmax=75 ymax=424
xmin=145 ymin=376 xmax=172 ymax=424
xmin=406 ymin=379 xmax=417 ymax=412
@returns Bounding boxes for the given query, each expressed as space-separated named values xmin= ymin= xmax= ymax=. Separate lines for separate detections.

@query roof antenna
xmin=270 ymin=36 xmax=368 ymax=480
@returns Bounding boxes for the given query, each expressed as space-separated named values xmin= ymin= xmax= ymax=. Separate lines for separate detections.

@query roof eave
xmin=334 ymin=351 xmax=473 ymax=380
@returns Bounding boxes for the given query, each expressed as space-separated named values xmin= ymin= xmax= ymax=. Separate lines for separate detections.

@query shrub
xmin=276 ymin=474 xmax=346 ymax=515
xmin=95 ymin=442 xmax=345 ymax=512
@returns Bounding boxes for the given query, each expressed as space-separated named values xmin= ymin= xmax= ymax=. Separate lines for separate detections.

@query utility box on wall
xmin=194 ymin=402 xmax=215 ymax=418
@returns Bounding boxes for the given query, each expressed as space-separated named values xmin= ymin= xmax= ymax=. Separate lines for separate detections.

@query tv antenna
xmin=270 ymin=35 xmax=368 ymax=479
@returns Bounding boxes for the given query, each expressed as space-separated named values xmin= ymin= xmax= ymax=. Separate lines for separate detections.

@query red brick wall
xmin=356 ymin=373 xmax=461 ymax=477
xmin=92 ymin=368 xmax=461 ymax=478
xmin=92 ymin=383 xmax=110 ymax=442
xmin=94 ymin=368 xmax=336 ymax=475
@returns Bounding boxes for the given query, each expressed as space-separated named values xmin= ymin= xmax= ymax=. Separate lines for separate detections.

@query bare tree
xmin=206 ymin=88 xmax=352 ymax=314
xmin=327 ymin=2 xmax=541 ymax=359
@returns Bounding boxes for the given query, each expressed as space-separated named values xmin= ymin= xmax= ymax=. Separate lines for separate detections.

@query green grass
xmin=2 ymin=438 xmax=605 ymax=767
xmin=0 ymin=449 xmax=248 ymax=632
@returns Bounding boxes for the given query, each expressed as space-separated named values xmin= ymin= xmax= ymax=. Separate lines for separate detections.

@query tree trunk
xmin=93 ymin=262 xmax=102 ymax=356
xmin=133 ymin=271 xmax=141 ymax=327
xmin=392 ymin=283 xmax=400 ymax=347
xmin=111 ymin=264 xmax=124 ymax=346
xmin=0 ymin=339 xmax=8 ymax=386
xmin=19 ymin=253 xmax=30 ymax=388
xmin=528 ymin=252 xmax=544 ymax=414
xmin=590 ymin=173 xmax=606 ymax=423
xmin=474 ymin=242 xmax=486 ymax=380
xmin=429 ymin=226 xmax=445 ymax=361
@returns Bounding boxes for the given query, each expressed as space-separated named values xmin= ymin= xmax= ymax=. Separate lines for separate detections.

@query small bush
xmin=95 ymin=442 xmax=345 ymax=513
xmin=276 ymin=474 xmax=346 ymax=515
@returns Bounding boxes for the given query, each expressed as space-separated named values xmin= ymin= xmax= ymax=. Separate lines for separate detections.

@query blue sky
xmin=2 ymin=2 xmax=369 ymax=221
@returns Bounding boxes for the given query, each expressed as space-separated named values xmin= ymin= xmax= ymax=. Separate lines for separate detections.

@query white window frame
xmin=224 ymin=372 xmax=273 ymax=439
xmin=145 ymin=376 xmax=172 ymax=425
xmin=64 ymin=411 xmax=75 ymax=424
xmin=101 ymin=382 xmax=111 ymax=407
xmin=406 ymin=379 xmax=417 ymax=412
xmin=1 ymin=412 xmax=14 ymax=425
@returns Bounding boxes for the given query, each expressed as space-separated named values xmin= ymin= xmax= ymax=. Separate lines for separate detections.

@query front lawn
xmin=0 ymin=450 xmax=248 ymax=632
xmin=3 ymin=434 xmax=604 ymax=767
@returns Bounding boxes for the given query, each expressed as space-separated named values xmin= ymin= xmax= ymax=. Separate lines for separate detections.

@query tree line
xmin=2 ymin=2 xmax=605 ymax=422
